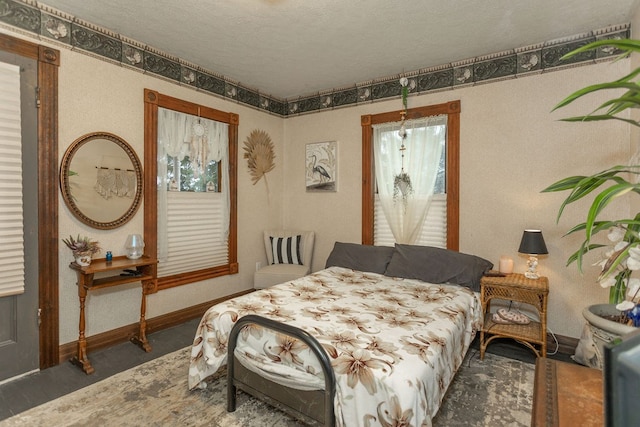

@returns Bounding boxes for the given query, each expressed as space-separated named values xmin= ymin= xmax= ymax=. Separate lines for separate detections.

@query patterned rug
xmin=1 ymin=347 xmax=534 ymax=426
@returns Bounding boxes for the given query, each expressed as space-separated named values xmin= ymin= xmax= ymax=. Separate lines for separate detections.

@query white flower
xmin=614 ymin=240 xmax=627 ymax=252
xmin=399 ymin=77 xmax=408 ymax=87
xmin=627 ymin=246 xmax=640 ymax=271
xmin=600 ymin=276 xmax=617 ymax=288
xmin=616 ymin=300 xmax=635 ymax=311
xmin=608 ymin=227 xmax=625 ymax=243
xmin=627 ymin=257 xmax=640 ymax=271
xmin=627 ymin=278 xmax=640 ymax=301
xmin=594 ymin=247 xmax=616 ymax=269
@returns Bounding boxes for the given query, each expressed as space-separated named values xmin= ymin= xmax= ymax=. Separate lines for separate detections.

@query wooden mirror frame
xmin=60 ymin=132 xmax=143 ymax=229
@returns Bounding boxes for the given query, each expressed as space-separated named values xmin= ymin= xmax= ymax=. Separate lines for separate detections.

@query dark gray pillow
xmin=384 ymin=244 xmax=493 ymax=291
xmin=325 ymin=242 xmax=395 ymax=274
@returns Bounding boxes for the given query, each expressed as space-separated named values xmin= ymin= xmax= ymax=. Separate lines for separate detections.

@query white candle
xmin=499 ymin=256 xmax=514 ymax=274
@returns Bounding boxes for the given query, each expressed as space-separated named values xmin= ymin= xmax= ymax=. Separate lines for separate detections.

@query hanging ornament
xmin=192 ymin=118 xmax=205 ymax=136
xmin=192 ymin=107 xmax=206 ymax=136
xmin=394 ymin=77 xmax=413 ymax=204
xmin=400 ymin=76 xmax=409 ymax=111
xmin=398 ymin=121 xmax=407 ymax=139
xmin=190 ymin=108 xmax=209 ymax=179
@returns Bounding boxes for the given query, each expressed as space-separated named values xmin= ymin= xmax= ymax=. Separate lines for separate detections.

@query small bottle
xmin=105 ymin=251 xmax=113 ymax=262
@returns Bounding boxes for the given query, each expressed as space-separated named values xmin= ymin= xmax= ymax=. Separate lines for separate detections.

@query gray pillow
xmin=384 ymin=244 xmax=493 ymax=291
xmin=325 ymin=242 xmax=395 ymax=274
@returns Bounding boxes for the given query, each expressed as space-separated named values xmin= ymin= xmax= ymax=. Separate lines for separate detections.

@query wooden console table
xmin=69 ymin=255 xmax=158 ymax=374
xmin=531 ymin=358 xmax=603 ymax=426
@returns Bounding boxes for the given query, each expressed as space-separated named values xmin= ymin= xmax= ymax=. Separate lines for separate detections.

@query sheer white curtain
xmin=373 ymin=115 xmax=446 ymax=244
xmin=157 ymin=107 xmax=229 ymax=261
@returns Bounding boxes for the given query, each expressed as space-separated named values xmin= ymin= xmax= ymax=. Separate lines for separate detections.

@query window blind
xmin=157 ymin=191 xmax=228 ymax=277
xmin=0 ymin=61 xmax=24 ymax=297
xmin=374 ymin=193 xmax=447 ymax=248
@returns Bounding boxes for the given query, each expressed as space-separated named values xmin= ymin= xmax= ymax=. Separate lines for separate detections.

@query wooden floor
xmin=0 ymin=317 xmax=574 ymax=421
xmin=0 ymin=317 xmax=201 ymax=421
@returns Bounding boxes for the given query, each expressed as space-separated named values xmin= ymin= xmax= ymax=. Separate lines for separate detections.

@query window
xmin=166 ymin=155 xmax=219 ymax=192
xmin=144 ymin=89 xmax=238 ymax=290
xmin=373 ymin=115 xmax=447 ymax=247
xmin=0 ymin=62 xmax=24 ymax=297
xmin=361 ymin=100 xmax=460 ymax=250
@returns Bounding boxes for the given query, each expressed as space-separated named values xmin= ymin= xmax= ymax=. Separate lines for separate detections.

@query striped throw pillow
xmin=270 ymin=235 xmax=303 ymax=265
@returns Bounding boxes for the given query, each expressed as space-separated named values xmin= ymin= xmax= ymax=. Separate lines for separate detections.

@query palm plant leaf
xmin=599 ymin=244 xmax=632 ymax=280
xmin=550 ymin=40 xmax=640 ymax=128
xmin=242 ymin=129 xmax=276 ymax=186
xmin=554 ymin=80 xmax=640 ymax=102
xmin=563 ymin=220 xmax=613 ymax=238
xmin=569 ymin=240 xmax=606 ymax=271
xmin=584 ymin=184 xmax=635 ymax=241
xmin=559 ymin=39 xmax=640 ymax=59
xmin=599 ymin=95 xmax=640 ymax=114
xmin=552 ymin=81 xmax=640 ymax=112
xmin=545 ymin=38 xmax=640 ymax=305
xmin=543 ymin=166 xmax=640 ymax=222
xmin=559 ymin=115 xmax=640 ymax=126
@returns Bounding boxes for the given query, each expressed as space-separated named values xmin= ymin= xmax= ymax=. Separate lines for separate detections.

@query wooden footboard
xmin=226 ymin=314 xmax=336 ymax=427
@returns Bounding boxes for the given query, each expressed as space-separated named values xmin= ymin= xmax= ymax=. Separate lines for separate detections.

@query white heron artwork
xmin=305 ymin=141 xmax=337 ymax=192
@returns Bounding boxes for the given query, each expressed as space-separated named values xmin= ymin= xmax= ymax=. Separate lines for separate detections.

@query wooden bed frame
xmin=226 ymin=314 xmax=337 ymax=426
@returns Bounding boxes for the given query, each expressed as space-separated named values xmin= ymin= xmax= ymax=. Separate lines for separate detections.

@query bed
xmin=188 ymin=242 xmax=492 ymax=426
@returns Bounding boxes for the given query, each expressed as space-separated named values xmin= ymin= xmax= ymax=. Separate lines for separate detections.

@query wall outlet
xmin=256 ymin=261 xmax=262 ymax=272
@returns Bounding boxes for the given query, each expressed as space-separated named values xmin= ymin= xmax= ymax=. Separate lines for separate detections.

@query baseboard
xmin=58 ymin=291 xmax=580 ymax=363
xmin=549 ymin=332 xmax=578 ymax=356
xmin=58 ymin=289 xmax=253 ymax=363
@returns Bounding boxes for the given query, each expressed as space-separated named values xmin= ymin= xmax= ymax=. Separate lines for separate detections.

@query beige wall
xmin=284 ymin=61 xmax=631 ymax=339
xmin=49 ymin=46 xmax=286 ymax=343
xmin=2 ymin=25 xmax=633 ymax=343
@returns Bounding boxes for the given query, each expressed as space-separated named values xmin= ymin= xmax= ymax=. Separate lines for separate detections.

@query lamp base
xmin=525 ymin=255 xmax=540 ymax=280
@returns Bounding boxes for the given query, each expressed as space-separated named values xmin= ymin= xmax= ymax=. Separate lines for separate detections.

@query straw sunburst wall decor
xmin=243 ymin=129 xmax=276 ymax=193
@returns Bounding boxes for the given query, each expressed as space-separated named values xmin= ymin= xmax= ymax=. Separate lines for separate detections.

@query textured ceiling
xmin=38 ymin=0 xmax=640 ymax=99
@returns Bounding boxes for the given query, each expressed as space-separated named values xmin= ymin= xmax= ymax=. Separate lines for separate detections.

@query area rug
xmin=1 ymin=347 xmax=534 ymax=426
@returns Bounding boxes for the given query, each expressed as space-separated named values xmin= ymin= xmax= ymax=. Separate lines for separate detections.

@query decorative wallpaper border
xmin=0 ymin=0 xmax=630 ymax=117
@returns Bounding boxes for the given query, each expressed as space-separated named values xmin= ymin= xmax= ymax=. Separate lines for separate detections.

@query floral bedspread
xmin=188 ymin=266 xmax=482 ymax=427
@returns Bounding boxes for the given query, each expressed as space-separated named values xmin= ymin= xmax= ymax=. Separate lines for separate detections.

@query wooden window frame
xmin=144 ymin=89 xmax=239 ymax=290
xmin=361 ymin=100 xmax=460 ymax=250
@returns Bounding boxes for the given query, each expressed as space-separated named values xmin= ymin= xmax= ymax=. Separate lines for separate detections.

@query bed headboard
xmin=326 ymin=242 xmax=493 ymax=291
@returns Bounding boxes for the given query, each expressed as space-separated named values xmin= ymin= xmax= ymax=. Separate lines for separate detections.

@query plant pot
xmin=574 ymin=304 xmax=636 ymax=369
xmin=398 ymin=180 xmax=410 ymax=197
xmin=74 ymin=252 xmax=92 ymax=267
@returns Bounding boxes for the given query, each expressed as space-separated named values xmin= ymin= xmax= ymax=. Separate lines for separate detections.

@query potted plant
xmin=393 ymin=172 xmax=413 ymax=202
xmin=63 ymin=234 xmax=101 ymax=266
xmin=543 ymin=39 xmax=640 ymax=367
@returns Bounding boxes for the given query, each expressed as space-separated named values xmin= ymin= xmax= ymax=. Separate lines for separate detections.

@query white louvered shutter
xmin=157 ymin=191 xmax=228 ymax=277
xmin=374 ymin=193 xmax=447 ymax=248
xmin=0 ymin=62 xmax=24 ymax=297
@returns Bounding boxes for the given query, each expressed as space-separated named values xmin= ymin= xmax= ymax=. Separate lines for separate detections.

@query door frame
xmin=0 ymin=34 xmax=60 ymax=369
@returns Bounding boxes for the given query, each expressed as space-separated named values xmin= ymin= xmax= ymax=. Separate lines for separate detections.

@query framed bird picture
xmin=305 ymin=141 xmax=337 ymax=192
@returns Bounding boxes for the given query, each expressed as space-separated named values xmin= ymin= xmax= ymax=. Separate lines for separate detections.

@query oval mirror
xmin=60 ymin=132 xmax=143 ymax=229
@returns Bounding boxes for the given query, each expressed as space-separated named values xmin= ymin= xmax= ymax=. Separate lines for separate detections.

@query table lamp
xmin=518 ymin=229 xmax=548 ymax=279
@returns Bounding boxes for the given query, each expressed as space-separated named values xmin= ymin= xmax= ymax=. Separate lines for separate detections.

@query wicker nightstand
xmin=480 ymin=273 xmax=549 ymax=359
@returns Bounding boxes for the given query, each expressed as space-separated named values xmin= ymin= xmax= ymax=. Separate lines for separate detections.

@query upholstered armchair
xmin=254 ymin=230 xmax=315 ymax=289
